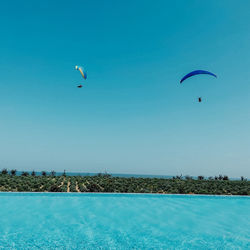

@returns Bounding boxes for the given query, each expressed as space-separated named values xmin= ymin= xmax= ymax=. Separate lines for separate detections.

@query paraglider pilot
xmin=75 ymin=65 xmax=87 ymax=88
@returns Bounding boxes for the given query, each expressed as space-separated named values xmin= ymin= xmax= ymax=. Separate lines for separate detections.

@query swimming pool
xmin=0 ymin=193 xmax=249 ymax=249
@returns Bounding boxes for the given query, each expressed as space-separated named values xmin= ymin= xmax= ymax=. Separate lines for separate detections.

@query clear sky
xmin=0 ymin=0 xmax=250 ymax=177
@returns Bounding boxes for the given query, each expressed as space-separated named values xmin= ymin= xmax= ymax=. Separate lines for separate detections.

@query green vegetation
xmin=0 ymin=170 xmax=249 ymax=195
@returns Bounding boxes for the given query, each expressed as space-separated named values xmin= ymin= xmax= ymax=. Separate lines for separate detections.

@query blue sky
xmin=0 ymin=0 xmax=250 ymax=177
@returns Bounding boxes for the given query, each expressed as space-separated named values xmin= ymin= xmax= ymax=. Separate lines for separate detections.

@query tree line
xmin=0 ymin=169 xmax=249 ymax=195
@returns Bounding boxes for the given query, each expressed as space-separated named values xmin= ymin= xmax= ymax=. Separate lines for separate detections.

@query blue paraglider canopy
xmin=180 ymin=70 xmax=217 ymax=83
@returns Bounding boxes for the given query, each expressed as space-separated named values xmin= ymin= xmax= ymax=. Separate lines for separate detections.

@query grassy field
xmin=0 ymin=170 xmax=249 ymax=195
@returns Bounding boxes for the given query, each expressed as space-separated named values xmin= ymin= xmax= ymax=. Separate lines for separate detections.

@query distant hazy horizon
xmin=1 ymin=0 xmax=250 ymax=178
xmin=0 ymin=170 xmax=243 ymax=180
xmin=0 ymin=169 xmax=247 ymax=180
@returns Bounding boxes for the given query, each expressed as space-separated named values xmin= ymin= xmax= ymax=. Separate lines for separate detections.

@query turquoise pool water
xmin=0 ymin=193 xmax=249 ymax=249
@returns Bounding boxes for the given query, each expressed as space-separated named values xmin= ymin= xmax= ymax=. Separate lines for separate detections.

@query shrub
xmin=49 ymin=185 xmax=62 ymax=192
xmin=1 ymin=169 xmax=8 ymax=175
xmin=21 ymin=171 xmax=29 ymax=177
xmin=10 ymin=169 xmax=17 ymax=176
xmin=223 ymin=175 xmax=229 ymax=181
xmin=51 ymin=170 xmax=56 ymax=177
xmin=42 ymin=171 xmax=47 ymax=176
